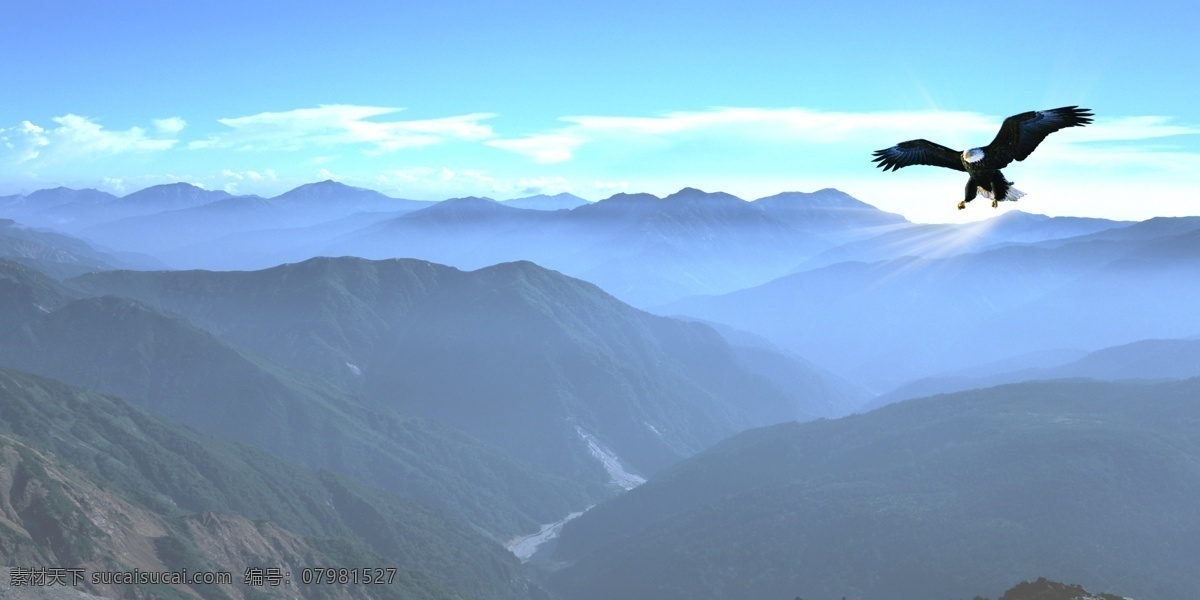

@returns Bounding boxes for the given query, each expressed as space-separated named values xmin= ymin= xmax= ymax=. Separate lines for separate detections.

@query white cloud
xmin=486 ymin=133 xmax=588 ymax=164
xmin=49 ymin=114 xmax=178 ymax=153
xmin=189 ymin=105 xmax=496 ymax=152
xmin=1 ymin=115 xmax=178 ymax=166
xmin=487 ymin=106 xmax=1200 ymax=169
xmin=594 ymin=180 xmax=629 ymax=191
xmin=221 ymin=168 xmax=277 ymax=182
xmin=153 ymin=117 xmax=187 ymax=134
xmin=0 ymin=120 xmax=51 ymax=162
xmin=487 ymin=107 xmax=1008 ymax=163
xmin=316 ymin=167 xmax=343 ymax=181
xmin=1067 ymin=115 xmax=1199 ymax=143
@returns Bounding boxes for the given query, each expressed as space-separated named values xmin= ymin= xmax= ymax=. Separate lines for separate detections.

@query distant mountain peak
xmin=24 ymin=187 xmax=117 ymax=206
xmin=755 ymin=188 xmax=874 ymax=209
xmin=275 ymin=179 xmax=394 ymax=204
xmin=443 ymin=195 xmax=500 ymax=204
xmin=596 ymin=192 xmax=660 ymax=203
xmin=121 ymin=182 xmax=231 ymax=203
xmin=423 ymin=196 xmax=509 ymax=213
xmin=664 ymin=187 xmax=743 ymax=203
xmin=501 ymin=192 xmax=590 ymax=211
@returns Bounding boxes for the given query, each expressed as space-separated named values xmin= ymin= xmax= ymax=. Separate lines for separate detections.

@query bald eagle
xmin=872 ymin=106 xmax=1093 ymax=209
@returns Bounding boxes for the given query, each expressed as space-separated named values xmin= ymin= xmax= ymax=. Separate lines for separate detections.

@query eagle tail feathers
xmin=977 ymin=186 xmax=1026 ymax=202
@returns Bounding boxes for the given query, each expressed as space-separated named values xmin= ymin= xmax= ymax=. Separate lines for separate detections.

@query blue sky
xmin=2 ymin=0 xmax=1197 ymax=222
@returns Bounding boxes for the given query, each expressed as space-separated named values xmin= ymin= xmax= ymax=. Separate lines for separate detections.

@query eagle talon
xmin=992 ymin=199 xmax=998 ymax=208
xmin=957 ymin=201 xmax=966 ymax=210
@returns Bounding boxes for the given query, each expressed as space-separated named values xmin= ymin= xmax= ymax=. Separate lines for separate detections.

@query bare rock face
xmin=1000 ymin=577 xmax=1126 ymax=600
xmin=0 ymin=434 xmax=423 ymax=600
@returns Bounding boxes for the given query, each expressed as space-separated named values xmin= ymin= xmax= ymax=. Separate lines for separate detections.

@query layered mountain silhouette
xmin=77 ymin=181 xmax=430 ymax=255
xmin=793 ymin=209 xmax=1126 ymax=271
xmin=5 ymin=182 xmax=914 ymax=306
xmin=0 ymin=270 xmax=593 ymax=538
xmin=0 ymin=218 xmax=157 ymax=278
xmin=664 ymin=216 xmax=1200 ymax=390
xmin=66 ymin=257 xmax=864 ymax=487
xmin=549 ymin=378 xmax=1200 ymax=600
xmin=867 ymin=335 xmax=1200 ymax=410
xmin=4 ymin=179 xmax=1196 ymax=599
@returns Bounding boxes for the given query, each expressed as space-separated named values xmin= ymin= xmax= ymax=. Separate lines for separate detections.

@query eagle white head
xmin=962 ymin=147 xmax=985 ymax=163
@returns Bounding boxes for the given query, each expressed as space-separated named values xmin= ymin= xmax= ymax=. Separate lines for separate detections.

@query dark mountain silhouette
xmin=550 ymin=378 xmax=1200 ymax=600
xmin=999 ymin=577 xmax=1125 ymax=600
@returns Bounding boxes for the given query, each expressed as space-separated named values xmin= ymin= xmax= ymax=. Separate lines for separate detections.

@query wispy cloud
xmin=487 ymin=106 xmax=1200 ymax=166
xmin=487 ymin=107 xmax=1003 ymax=163
xmin=46 ymin=114 xmax=178 ymax=153
xmin=189 ymin=105 xmax=496 ymax=152
xmin=1 ymin=115 xmax=177 ymax=164
xmin=486 ymin=133 xmax=589 ymax=164
xmin=0 ymin=121 xmax=50 ymax=161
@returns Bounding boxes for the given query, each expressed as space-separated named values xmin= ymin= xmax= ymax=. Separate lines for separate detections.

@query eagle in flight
xmin=872 ymin=106 xmax=1094 ymax=209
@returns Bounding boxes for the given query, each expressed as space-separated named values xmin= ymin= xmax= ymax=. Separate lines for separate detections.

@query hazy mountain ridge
xmin=794 ymin=210 xmax=1127 ymax=272
xmin=73 ymin=181 xmax=430 ymax=255
xmin=664 ymin=217 xmax=1200 ymax=390
xmin=868 ymin=335 xmax=1200 ymax=410
xmin=323 ymin=187 xmax=845 ymax=306
xmin=66 ymin=257 xmax=859 ymax=487
xmin=0 ymin=286 xmax=594 ymax=539
xmin=0 ymin=259 xmax=76 ymax=334
xmin=0 ymin=220 xmax=143 ymax=278
xmin=11 ymin=182 xmax=912 ymax=306
xmin=549 ymin=378 xmax=1200 ymax=600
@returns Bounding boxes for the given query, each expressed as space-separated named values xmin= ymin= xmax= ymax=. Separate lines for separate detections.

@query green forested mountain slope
xmin=0 ymin=366 xmax=541 ymax=600
xmin=551 ymin=378 xmax=1200 ymax=600
xmin=68 ymin=257 xmax=857 ymax=483
xmin=0 ymin=294 xmax=590 ymax=539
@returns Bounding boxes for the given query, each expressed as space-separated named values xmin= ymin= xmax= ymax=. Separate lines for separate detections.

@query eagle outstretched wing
xmin=983 ymin=106 xmax=1094 ymax=169
xmin=871 ymin=139 xmax=965 ymax=172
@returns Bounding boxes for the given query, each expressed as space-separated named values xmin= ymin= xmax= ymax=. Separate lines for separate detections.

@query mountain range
xmin=3 ymin=178 xmax=1197 ymax=598
xmin=63 ymin=256 xmax=866 ymax=484
xmin=865 ymin=335 xmax=1200 ymax=411
xmin=663 ymin=215 xmax=1200 ymax=390
xmin=3 ymin=182 xmax=914 ymax=306
xmin=0 ymin=258 xmax=595 ymax=539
